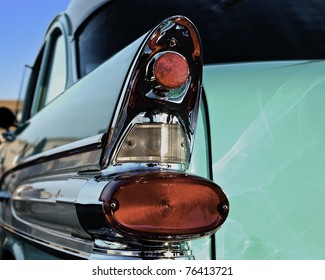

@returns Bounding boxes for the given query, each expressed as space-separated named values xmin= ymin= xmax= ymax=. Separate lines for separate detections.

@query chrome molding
xmin=0 ymin=221 xmax=194 ymax=260
xmin=93 ymin=239 xmax=194 ymax=260
xmin=0 ymin=222 xmax=91 ymax=259
xmin=102 ymin=163 xmax=187 ymax=177
xmin=17 ymin=133 xmax=105 ymax=166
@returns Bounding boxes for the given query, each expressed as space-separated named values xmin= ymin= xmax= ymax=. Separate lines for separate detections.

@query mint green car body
xmin=1 ymin=0 xmax=325 ymax=260
xmin=191 ymin=60 xmax=325 ymax=259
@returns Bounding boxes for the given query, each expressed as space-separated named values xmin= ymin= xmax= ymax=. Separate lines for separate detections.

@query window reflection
xmin=44 ymin=34 xmax=67 ymax=105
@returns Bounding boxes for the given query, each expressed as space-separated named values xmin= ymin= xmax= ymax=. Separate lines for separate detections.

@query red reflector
xmin=153 ymin=52 xmax=189 ymax=89
xmin=100 ymin=172 xmax=229 ymax=240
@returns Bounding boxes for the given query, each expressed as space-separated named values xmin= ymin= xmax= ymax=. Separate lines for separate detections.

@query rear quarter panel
xmin=203 ymin=61 xmax=325 ymax=259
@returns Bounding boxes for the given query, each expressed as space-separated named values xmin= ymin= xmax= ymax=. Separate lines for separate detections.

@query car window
xmin=30 ymin=29 xmax=67 ymax=116
xmin=76 ymin=1 xmax=148 ymax=77
xmin=43 ymin=32 xmax=67 ymax=106
xmin=19 ymin=47 xmax=44 ymax=122
xmin=76 ymin=0 xmax=325 ymax=78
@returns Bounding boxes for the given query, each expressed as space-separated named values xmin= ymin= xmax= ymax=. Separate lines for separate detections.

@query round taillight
xmin=100 ymin=172 xmax=229 ymax=240
xmin=153 ymin=52 xmax=189 ymax=89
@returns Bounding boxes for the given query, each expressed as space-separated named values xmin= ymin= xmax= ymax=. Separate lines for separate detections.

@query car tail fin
xmin=102 ymin=16 xmax=203 ymax=171
xmin=97 ymin=16 xmax=229 ymax=242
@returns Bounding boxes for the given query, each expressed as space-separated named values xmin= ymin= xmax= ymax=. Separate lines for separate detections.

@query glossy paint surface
xmin=14 ymin=37 xmax=142 ymax=163
xmin=203 ymin=60 xmax=325 ymax=259
xmin=189 ymin=105 xmax=214 ymax=259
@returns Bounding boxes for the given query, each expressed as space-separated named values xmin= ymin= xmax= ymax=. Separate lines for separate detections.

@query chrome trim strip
xmin=17 ymin=133 xmax=105 ymax=165
xmin=102 ymin=163 xmax=187 ymax=177
xmin=0 ymin=222 xmax=194 ymax=260
xmin=93 ymin=239 xmax=194 ymax=260
xmin=101 ymin=33 xmax=149 ymax=167
xmin=0 ymin=222 xmax=91 ymax=259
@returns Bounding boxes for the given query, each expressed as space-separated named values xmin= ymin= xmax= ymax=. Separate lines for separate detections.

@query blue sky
xmin=0 ymin=0 xmax=71 ymax=100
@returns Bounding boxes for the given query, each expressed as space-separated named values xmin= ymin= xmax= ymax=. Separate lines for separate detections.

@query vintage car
xmin=0 ymin=0 xmax=325 ymax=260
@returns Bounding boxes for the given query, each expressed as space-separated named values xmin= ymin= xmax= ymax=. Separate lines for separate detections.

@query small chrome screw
xmin=168 ymin=37 xmax=178 ymax=48
xmin=110 ymin=201 xmax=118 ymax=210
xmin=222 ymin=204 xmax=229 ymax=212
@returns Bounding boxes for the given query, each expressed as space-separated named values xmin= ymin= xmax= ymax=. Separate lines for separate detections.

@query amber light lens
xmin=153 ymin=52 xmax=189 ymax=89
xmin=100 ymin=172 xmax=229 ymax=240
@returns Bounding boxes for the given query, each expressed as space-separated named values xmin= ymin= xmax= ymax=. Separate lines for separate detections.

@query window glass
xmin=76 ymin=1 xmax=169 ymax=78
xmin=76 ymin=0 xmax=325 ymax=78
xmin=23 ymin=47 xmax=45 ymax=120
xmin=44 ymin=33 xmax=67 ymax=106
xmin=76 ymin=2 xmax=147 ymax=77
xmin=30 ymin=30 xmax=67 ymax=116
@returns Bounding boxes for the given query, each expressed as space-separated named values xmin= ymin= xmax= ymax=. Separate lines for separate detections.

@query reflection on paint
xmin=203 ymin=61 xmax=325 ymax=259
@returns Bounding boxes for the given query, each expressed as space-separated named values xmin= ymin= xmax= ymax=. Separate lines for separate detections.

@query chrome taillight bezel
xmin=101 ymin=16 xmax=202 ymax=171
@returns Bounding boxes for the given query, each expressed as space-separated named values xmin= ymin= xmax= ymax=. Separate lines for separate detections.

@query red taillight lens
xmin=153 ymin=52 xmax=189 ymax=89
xmin=100 ymin=172 xmax=229 ymax=240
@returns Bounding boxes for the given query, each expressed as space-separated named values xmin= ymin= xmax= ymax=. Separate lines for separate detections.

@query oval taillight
xmin=100 ymin=172 xmax=229 ymax=240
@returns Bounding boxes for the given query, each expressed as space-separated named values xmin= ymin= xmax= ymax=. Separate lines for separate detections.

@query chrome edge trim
xmin=0 ymin=221 xmax=91 ymax=259
xmin=17 ymin=133 xmax=105 ymax=166
xmin=93 ymin=239 xmax=194 ymax=260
